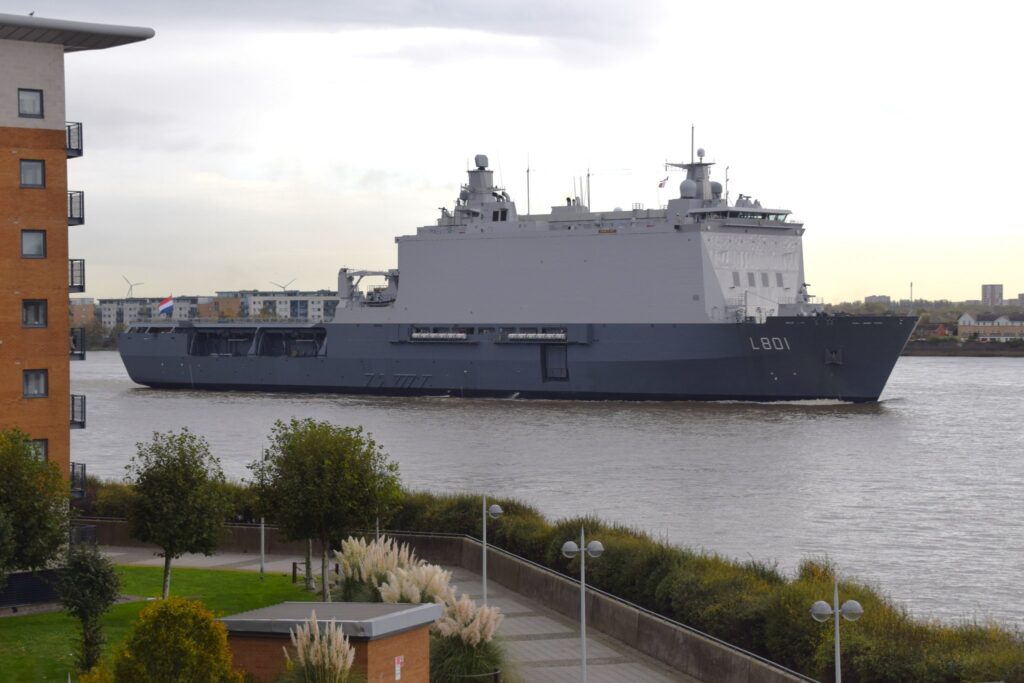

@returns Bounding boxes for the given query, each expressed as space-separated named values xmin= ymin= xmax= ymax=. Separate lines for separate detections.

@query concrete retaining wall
xmin=82 ymin=519 xmax=812 ymax=683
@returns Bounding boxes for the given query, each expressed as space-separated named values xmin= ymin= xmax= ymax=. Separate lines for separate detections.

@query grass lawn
xmin=0 ymin=565 xmax=315 ymax=682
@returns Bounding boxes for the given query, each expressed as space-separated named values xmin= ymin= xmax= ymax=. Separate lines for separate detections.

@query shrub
xmin=59 ymin=543 xmax=121 ymax=671
xmin=112 ymin=597 xmax=241 ymax=682
xmin=93 ymin=481 xmax=138 ymax=518
xmin=283 ymin=610 xmax=358 ymax=683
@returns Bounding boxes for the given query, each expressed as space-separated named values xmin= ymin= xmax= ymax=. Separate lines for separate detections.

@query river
xmin=72 ymin=351 xmax=1024 ymax=627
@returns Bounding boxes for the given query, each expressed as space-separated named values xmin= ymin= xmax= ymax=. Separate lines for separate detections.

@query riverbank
xmin=902 ymin=340 xmax=1024 ymax=356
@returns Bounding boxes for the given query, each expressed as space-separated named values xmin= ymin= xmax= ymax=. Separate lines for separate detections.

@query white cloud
xmin=42 ymin=0 xmax=1024 ymax=301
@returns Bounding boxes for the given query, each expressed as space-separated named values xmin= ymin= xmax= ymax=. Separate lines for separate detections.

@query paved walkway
xmin=103 ymin=546 xmax=695 ymax=682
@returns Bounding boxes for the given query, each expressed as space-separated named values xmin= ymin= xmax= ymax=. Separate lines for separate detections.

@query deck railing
xmin=70 ymin=394 xmax=86 ymax=429
xmin=66 ymin=122 xmax=83 ymax=158
xmin=67 ymin=191 xmax=84 ymax=226
xmin=69 ymin=258 xmax=85 ymax=292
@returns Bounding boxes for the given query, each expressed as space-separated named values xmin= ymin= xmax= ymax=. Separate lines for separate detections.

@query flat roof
xmin=0 ymin=13 xmax=154 ymax=52
xmin=219 ymin=601 xmax=444 ymax=640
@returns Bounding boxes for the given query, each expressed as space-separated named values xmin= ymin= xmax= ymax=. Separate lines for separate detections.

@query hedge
xmin=79 ymin=481 xmax=1024 ymax=682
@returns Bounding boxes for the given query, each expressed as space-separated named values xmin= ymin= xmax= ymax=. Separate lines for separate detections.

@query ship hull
xmin=117 ymin=316 xmax=916 ymax=402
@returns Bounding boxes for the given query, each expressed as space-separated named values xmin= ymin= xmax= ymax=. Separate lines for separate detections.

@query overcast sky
xmin=20 ymin=0 xmax=1024 ymax=303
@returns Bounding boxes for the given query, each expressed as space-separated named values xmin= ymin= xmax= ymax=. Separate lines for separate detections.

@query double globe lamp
xmin=562 ymin=530 xmax=604 ymax=683
xmin=810 ymin=579 xmax=864 ymax=683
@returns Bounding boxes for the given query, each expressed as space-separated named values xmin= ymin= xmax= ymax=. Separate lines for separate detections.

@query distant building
xmin=218 ymin=290 xmax=340 ymax=322
xmin=864 ymin=295 xmax=892 ymax=305
xmin=957 ymin=312 xmax=1024 ymax=341
xmin=98 ymin=297 xmax=162 ymax=328
xmin=981 ymin=284 xmax=1004 ymax=306
xmin=69 ymin=298 xmax=96 ymax=327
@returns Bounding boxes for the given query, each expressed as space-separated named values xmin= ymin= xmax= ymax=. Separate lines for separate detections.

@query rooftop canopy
xmin=0 ymin=12 xmax=154 ymax=52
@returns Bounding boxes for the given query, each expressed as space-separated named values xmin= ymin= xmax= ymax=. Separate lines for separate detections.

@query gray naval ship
xmin=119 ymin=151 xmax=915 ymax=402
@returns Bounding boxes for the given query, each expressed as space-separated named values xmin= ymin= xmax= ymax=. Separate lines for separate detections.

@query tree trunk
xmin=161 ymin=554 xmax=172 ymax=599
xmin=305 ymin=539 xmax=314 ymax=591
xmin=321 ymin=542 xmax=331 ymax=602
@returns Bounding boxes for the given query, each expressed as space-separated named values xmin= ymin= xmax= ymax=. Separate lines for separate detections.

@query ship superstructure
xmin=119 ymin=151 xmax=915 ymax=402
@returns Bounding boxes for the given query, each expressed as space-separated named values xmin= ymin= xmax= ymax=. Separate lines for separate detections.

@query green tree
xmin=125 ymin=429 xmax=228 ymax=598
xmin=59 ymin=543 xmax=121 ymax=671
xmin=250 ymin=419 xmax=402 ymax=601
xmin=0 ymin=428 xmax=69 ymax=584
xmin=112 ymin=597 xmax=241 ymax=682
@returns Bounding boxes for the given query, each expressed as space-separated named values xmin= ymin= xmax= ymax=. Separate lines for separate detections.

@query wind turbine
xmin=270 ymin=279 xmax=295 ymax=291
xmin=123 ymin=275 xmax=143 ymax=298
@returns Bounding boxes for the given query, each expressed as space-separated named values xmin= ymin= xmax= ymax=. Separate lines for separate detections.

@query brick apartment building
xmin=1 ymin=14 xmax=152 ymax=479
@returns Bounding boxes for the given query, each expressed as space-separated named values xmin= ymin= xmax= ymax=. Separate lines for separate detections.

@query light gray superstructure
xmin=119 ymin=151 xmax=915 ymax=402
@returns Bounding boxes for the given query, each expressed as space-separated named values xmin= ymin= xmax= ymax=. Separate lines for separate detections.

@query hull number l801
xmin=749 ymin=336 xmax=791 ymax=351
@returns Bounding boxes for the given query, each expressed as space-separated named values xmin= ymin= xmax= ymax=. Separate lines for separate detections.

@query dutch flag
xmin=158 ymin=296 xmax=174 ymax=316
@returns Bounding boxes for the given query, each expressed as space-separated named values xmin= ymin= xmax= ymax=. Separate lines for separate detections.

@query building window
xmin=761 ymin=272 xmax=770 ymax=287
xmin=23 ymin=369 xmax=48 ymax=398
xmin=20 ymin=159 xmax=45 ymax=188
xmin=747 ymin=272 xmax=756 ymax=287
xmin=732 ymin=271 xmax=741 ymax=287
xmin=21 ymin=230 xmax=46 ymax=258
xmin=22 ymin=300 xmax=48 ymax=327
xmin=30 ymin=439 xmax=48 ymax=461
xmin=18 ymin=88 xmax=43 ymax=118
xmin=776 ymin=272 xmax=784 ymax=287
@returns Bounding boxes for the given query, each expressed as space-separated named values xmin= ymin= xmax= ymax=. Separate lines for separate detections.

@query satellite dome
xmin=680 ymin=179 xmax=697 ymax=198
xmin=459 ymin=189 xmax=470 ymax=201
xmin=697 ymin=147 xmax=705 ymax=159
xmin=474 ymin=154 xmax=489 ymax=169
xmin=710 ymin=181 xmax=723 ymax=198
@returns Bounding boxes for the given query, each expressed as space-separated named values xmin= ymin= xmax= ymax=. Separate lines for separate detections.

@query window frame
xmin=22 ymin=369 xmax=48 ymax=398
xmin=20 ymin=230 xmax=46 ymax=258
xmin=22 ymin=299 xmax=48 ymax=328
xmin=29 ymin=439 xmax=48 ymax=461
xmin=17 ymin=88 xmax=43 ymax=118
xmin=19 ymin=159 xmax=46 ymax=188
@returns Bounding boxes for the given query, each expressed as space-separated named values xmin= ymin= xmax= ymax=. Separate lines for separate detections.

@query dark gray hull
xmin=117 ymin=316 xmax=916 ymax=402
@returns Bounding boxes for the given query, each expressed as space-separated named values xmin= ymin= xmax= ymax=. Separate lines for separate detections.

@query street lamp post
xmin=810 ymin=577 xmax=864 ymax=683
xmin=561 ymin=527 xmax=604 ymax=683
xmin=482 ymin=496 xmax=502 ymax=605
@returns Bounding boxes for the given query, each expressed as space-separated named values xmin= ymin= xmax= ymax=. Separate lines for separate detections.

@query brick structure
xmin=0 ymin=13 xmax=152 ymax=476
xmin=220 ymin=601 xmax=442 ymax=683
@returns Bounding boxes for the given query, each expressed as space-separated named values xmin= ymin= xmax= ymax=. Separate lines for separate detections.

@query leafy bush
xmin=112 ymin=597 xmax=241 ymax=682
xmin=59 ymin=543 xmax=121 ymax=671
xmin=430 ymin=633 xmax=506 ymax=683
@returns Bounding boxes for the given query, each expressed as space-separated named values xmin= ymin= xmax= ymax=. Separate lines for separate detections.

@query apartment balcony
xmin=70 ymin=394 xmax=86 ymax=429
xmin=70 ymin=327 xmax=86 ymax=361
xmin=66 ymin=122 xmax=83 ymax=158
xmin=67 ymin=191 xmax=84 ymax=226
xmin=69 ymin=258 xmax=85 ymax=292
xmin=70 ymin=462 xmax=87 ymax=499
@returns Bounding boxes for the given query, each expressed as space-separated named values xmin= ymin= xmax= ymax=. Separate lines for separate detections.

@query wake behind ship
xmin=119 ymin=151 xmax=915 ymax=402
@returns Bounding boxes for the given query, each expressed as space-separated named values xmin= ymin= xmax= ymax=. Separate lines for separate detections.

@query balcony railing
xmin=66 ymin=122 xmax=83 ymax=158
xmin=69 ymin=258 xmax=85 ymax=292
xmin=68 ymin=191 xmax=84 ymax=226
xmin=70 ymin=462 xmax=87 ymax=499
xmin=70 ymin=394 xmax=86 ymax=429
xmin=70 ymin=327 xmax=86 ymax=360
